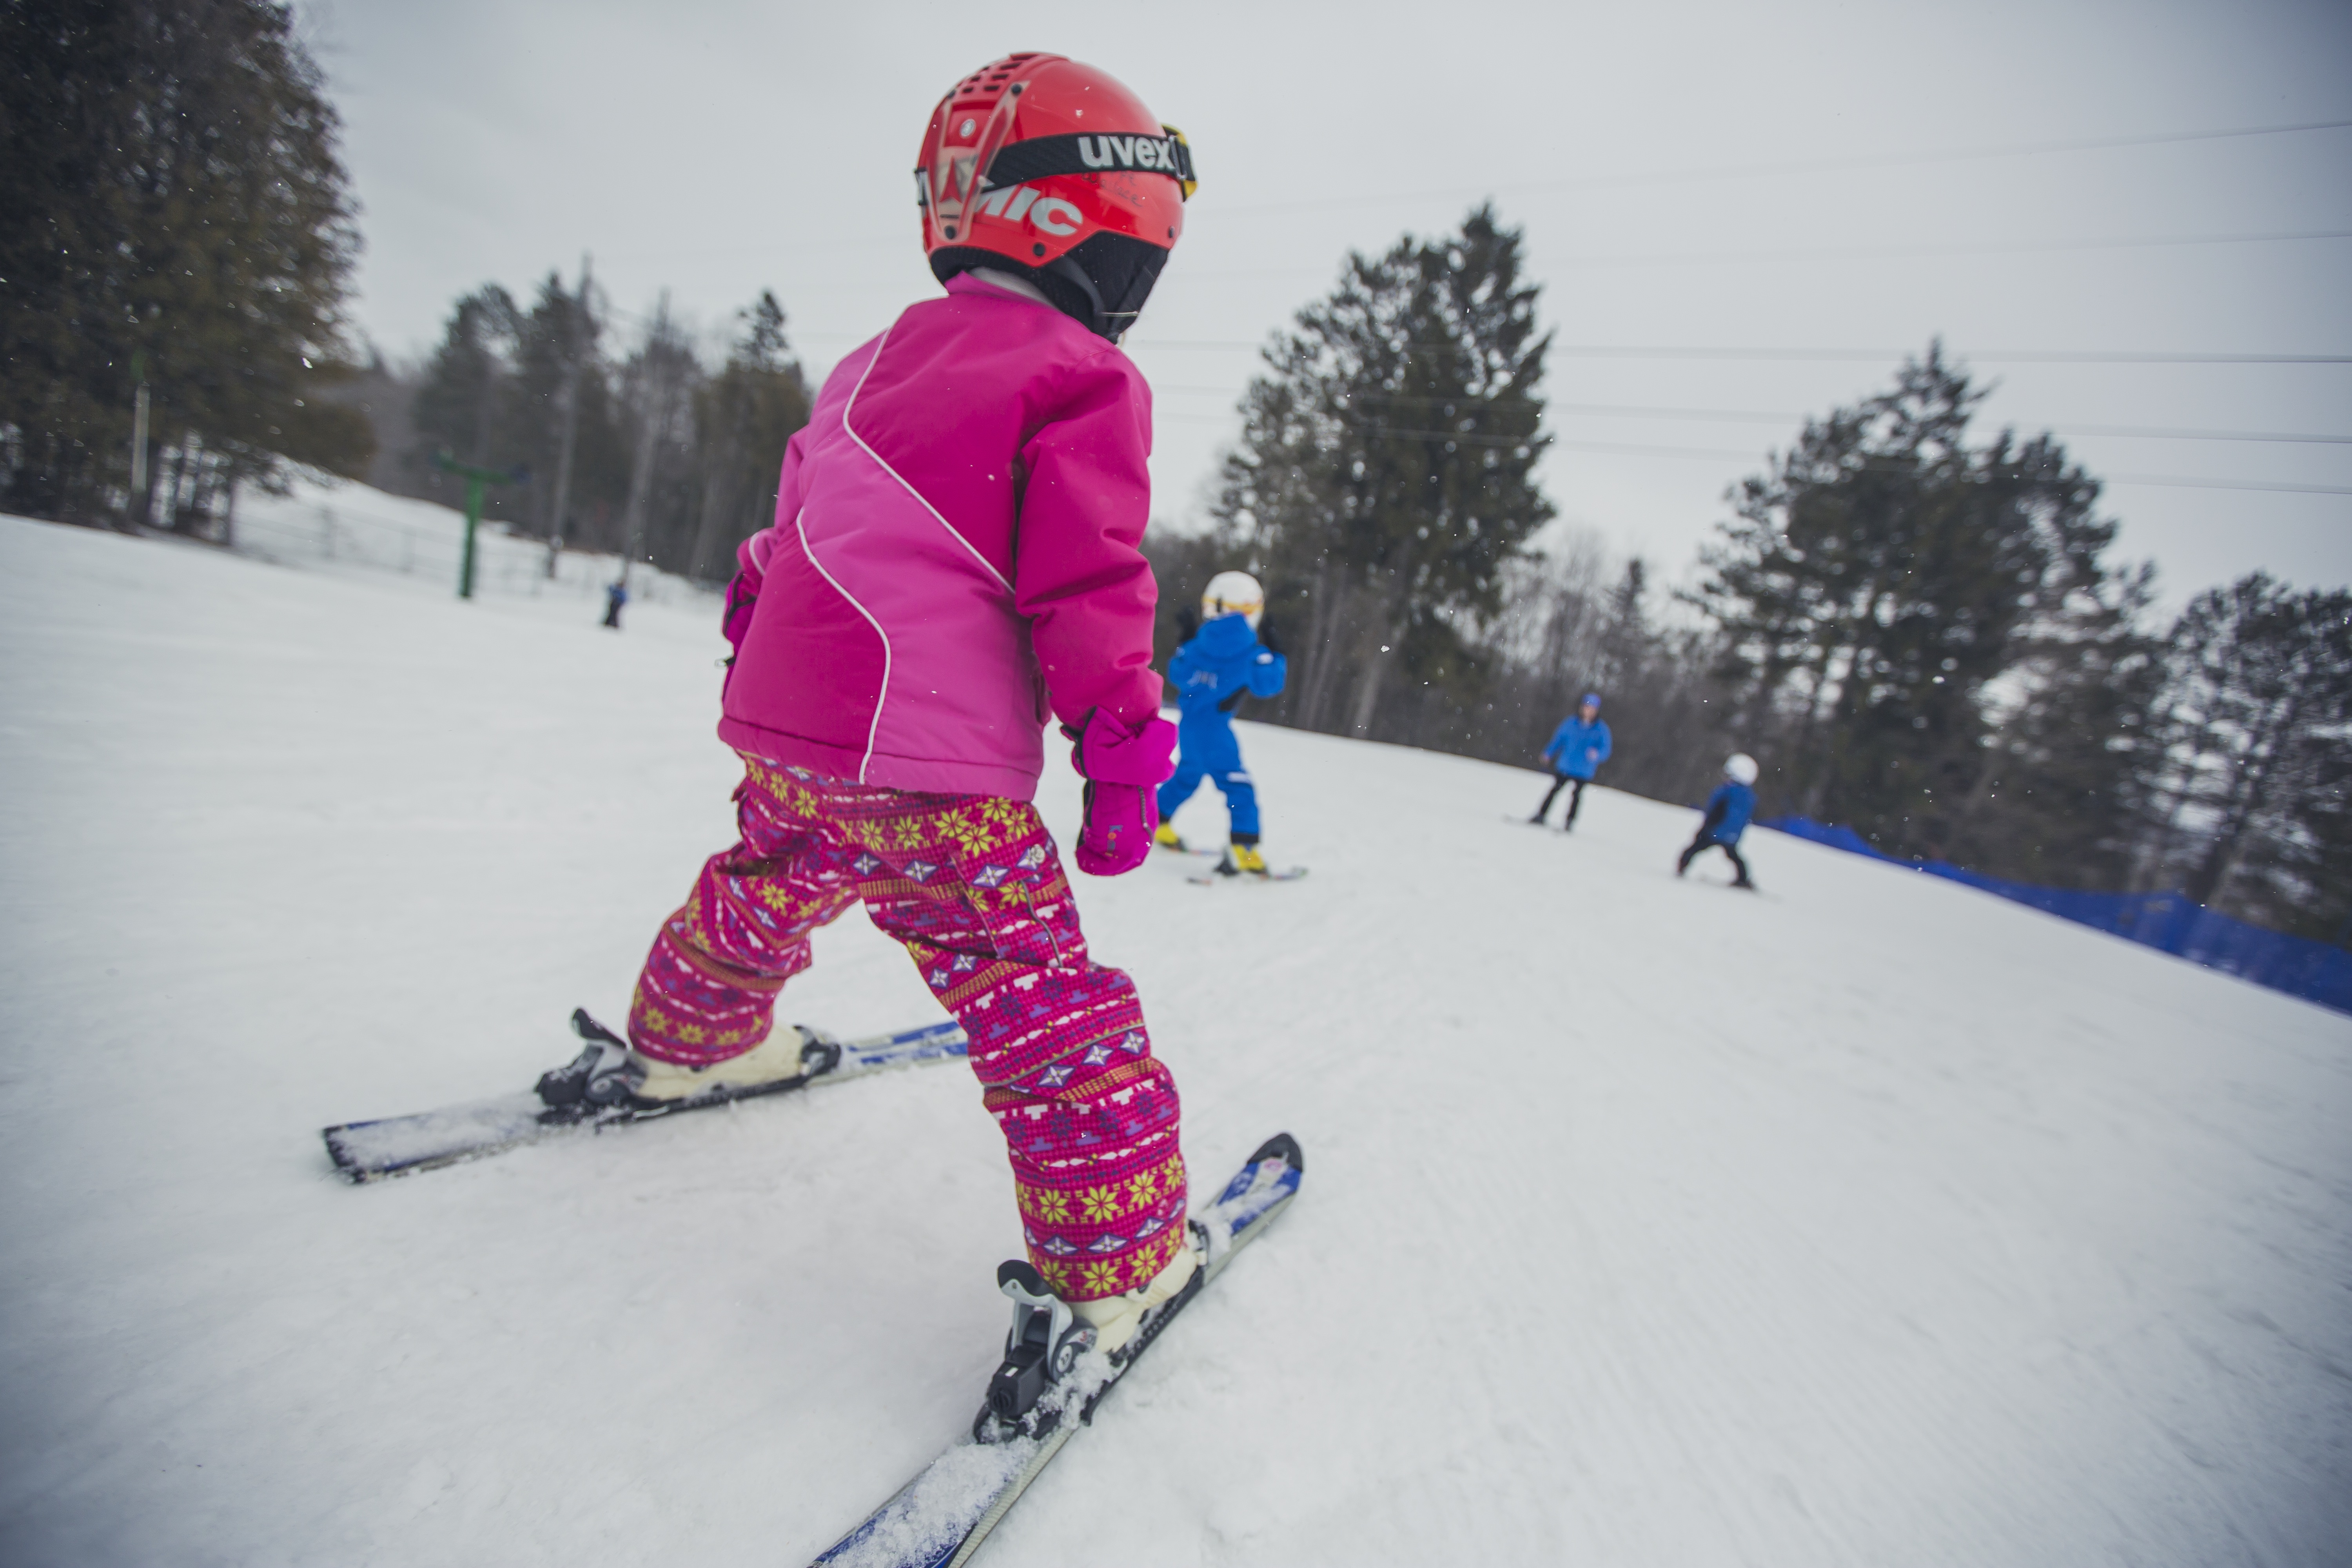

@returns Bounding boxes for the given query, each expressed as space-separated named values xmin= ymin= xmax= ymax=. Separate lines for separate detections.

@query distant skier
xmin=1530 ymin=692 xmax=1611 ymax=829
xmin=602 ymin=579 xmax=628 ymax=629
xmin=544 ymin=54 xmax=1204 ymax=1353
xmin=1154 ymin=570 xmax=1287 ymax=876
xmin=1678 ymin=752 xmax=1760 ymax=889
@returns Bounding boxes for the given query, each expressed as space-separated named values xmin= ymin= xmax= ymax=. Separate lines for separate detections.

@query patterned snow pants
xmin=628 ymin=755 xmax=1187 ymax=1303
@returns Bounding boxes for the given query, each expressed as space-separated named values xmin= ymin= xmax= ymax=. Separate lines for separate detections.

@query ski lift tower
xmin=432 ymin=451 xmax=528 ymax=600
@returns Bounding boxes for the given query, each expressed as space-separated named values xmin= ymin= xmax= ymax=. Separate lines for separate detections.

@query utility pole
xmin=544 ymin=253 xmax=591 ymax=579
xmin=434 ymin=450 xmax=524 ymax=600
xmin=617 ymin=289 xmax=674 ymax=595
xmin=128 ymin=351 xmax=150 ymax=526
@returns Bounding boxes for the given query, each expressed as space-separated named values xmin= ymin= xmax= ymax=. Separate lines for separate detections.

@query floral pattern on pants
xmin=628 ymin=756 xmax=1186 ymax=1301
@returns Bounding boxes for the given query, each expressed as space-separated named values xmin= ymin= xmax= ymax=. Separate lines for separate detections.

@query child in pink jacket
xmin=577 ymin=53 xmax=1199 ymax=1350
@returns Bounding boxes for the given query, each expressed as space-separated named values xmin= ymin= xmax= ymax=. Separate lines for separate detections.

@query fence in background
xmin=1764 ymin=816 xmax=2352 ymax=1017
xmin=230 ymin=495 xmax=715 ymax=608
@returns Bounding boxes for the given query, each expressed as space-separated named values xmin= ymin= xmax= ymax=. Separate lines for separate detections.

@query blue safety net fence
xmin=1762 ymin=816 xmax=2352 ymax=1017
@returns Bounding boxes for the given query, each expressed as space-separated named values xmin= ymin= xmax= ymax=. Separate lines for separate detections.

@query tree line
xmin=0 ymin=0 xmax=810 ymax=583
xmin=2 ymin=0 xmax=373 ymax=528
xmin=380 ymin=272 xmax=811 ymax=582
xmin=6 ymin=10 xmax=2339 ymax=944
xmin=1157 ymin=204 xmax=2350 ymax=945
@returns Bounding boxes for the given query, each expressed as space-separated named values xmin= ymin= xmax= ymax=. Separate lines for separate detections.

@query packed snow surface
xmin=2 ymin=509 xmax=2348 ymax=1566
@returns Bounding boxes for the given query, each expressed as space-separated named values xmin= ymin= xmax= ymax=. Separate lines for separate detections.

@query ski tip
xmin=1244 ymin=1131 xmax=1303 ymax=1172
xmin=320 ymin=1130 xmax=370 ymax=1183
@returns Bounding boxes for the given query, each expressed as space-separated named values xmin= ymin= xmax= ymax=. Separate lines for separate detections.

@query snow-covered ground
xmin=2 ymin=511 xmax=2347 ymax=1567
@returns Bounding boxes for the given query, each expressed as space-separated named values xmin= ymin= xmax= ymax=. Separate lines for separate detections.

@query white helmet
xmin=1201 ymin=570 xmax=1264 ymax=629
xmin=1725 ymin=753 xmax=1760 ymax=786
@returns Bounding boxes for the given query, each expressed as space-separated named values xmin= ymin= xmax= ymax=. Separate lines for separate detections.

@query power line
xmin=2102 ymin=472 xmax=2352 ymax=497
xmin=598 ymin=117 xmax=2352 ymax=267
xmin=1546 ymin=228 xmax=2352 ymax=270
xmin=1127 ymin=339 xmax=2352 ymax=363
xmin=1152 ymin=386 xmax=2352 ymax=445
xmin=1150 ymin=411 xmax=2352 ymax=495
xmin=1175 ymin=229 xmax=2352 ymax=279
xmin=2046 ymin=421 xmax=2352 ymax=446
xmin=1339 ymin=424 xmax=1540 ymax=450
xmin=1208 ymin=115 xmax=2352 ymax=217
xmin=1546 ymin=346 xmax=2352 ymax=365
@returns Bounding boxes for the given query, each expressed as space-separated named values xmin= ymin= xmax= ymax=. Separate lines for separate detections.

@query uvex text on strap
xmin=916 ymin=128 xmax=1199 ymax=211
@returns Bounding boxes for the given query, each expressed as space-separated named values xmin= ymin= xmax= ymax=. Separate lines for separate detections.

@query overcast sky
xmin=303 ymin=0 xmax=2351 ymax=605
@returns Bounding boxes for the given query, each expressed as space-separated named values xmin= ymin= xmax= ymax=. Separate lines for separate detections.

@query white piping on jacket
xmin=800 ymin=336 xmax=897 ymax=782
xmin=839 ymin=319 xmax=1017 ymax=595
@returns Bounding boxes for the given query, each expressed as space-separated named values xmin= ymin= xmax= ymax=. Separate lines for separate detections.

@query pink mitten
xmin=722 ymin=532 xmax=776 ymax=661
xmin=1065 ymin=708 xmax=1178 ymax=877
xmin=1075 ymin=781 xmax=1158 ymax=877
xmin=722 ymin=567 xmax=761 ymax=659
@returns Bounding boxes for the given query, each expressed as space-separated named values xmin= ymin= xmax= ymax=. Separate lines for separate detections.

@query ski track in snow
xmin=2 ymin=506 xmax=2348 ymax=1566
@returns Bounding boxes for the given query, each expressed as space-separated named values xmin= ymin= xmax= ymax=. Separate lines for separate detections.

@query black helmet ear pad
xmin=1047 ymin=232 xmax=1169 ymax=340
xmin=931 ymin=233 xmax=1169 ymax=342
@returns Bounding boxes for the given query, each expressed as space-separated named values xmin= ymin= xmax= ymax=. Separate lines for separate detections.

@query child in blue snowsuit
xmin=1678 ymin=753 xmax=1760 ymax=889
xmin=1531 ymin=693 xmax=1611 ymax=828
xmin=1155 ymin=572 xmax=1286 ymax=873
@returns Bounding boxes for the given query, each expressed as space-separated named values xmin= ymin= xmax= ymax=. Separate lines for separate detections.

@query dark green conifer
xmin=2147 ymin=576 xmax=2352 ymax=936
xmin=1695 ymin=344 xmax=2131 ymax=868
xmin=1214 ymin=204 xmax=1553 ymax=739
xmin=1 ymin=0 xmax=371 ymax=525
xmin=683 ymin=292 xmax=811 ymax=582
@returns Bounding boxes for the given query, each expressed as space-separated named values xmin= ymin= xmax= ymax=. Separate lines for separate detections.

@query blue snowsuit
xmin=1157 ymin=613 xmax=1287 ymax=840
xmin=1678 ymin=779 xmax=1759 ymax=886
xmin=1542 ymin=715 xmax=1612 ymax=779
xmin=1699 ymin=781 xmax=1756 ymax=844
xmin=1532 ymin=711 xmax=1612 ymax=826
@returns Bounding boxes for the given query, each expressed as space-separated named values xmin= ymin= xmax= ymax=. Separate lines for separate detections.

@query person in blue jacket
xmin=1154 ymin=570 xmax=1287 ymax=875
xmin=1678 ymin=752 xmax=1760 ymax=889
xmin=1530 ymin=693 xmax=1611 ymax=829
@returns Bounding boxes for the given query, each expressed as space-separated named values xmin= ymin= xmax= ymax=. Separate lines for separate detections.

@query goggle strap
xmin=978 ymin=132 xmax=1196 ymax=197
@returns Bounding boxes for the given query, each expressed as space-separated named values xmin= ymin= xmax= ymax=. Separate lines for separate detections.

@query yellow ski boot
xmin=1153 ymin=822 xmax=1186 ymax=851
xmin=1221 ymin=842 xmax=1269 ymax=877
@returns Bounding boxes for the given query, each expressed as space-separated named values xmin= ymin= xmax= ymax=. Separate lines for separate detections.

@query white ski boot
xmin=1069 ymin=1236 xmax=1203 ymax=1355
xmin=535 ymin=1011 xmax=839 ymax=1110
xmin=630 ymin=1024 xmax=833 ymax=1102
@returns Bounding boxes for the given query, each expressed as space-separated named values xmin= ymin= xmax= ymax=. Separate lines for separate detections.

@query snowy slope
xmin=2 ymin=514 xmax=2347 ymax=1568
xmin=230 ymin=472 xmax=718 ymax=609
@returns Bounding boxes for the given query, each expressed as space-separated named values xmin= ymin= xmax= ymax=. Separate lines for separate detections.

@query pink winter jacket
xmin=717 ymin=274 xmax=1163 ymax=800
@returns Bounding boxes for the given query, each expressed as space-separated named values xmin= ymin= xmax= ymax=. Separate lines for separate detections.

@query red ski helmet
xmin=917 ymin=53 xmax=1195 ymax=341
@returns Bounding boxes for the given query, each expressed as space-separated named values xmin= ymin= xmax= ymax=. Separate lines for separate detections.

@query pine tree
xmin=679 ymin=292 xmax=811 ymax=582
xmin=1693 ymin=345 xmax=2125 ymax=866
xmin=613 ymin=297 xmax=700 ymax=573
xmin=1214 ymin=205 xmax=1553 ymax=740
xmin=2 ymin=0 xmax=372 ymax=525
xmin=2145 ymin=576 xmax=2352 ymax=936
xmin=501 ymin=270 xmax=618 ymax=543
xmin=1955 ymin=563 xmax=2165 ymax=886
xmin=410 ymin=286 xmax=521 ymax=514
